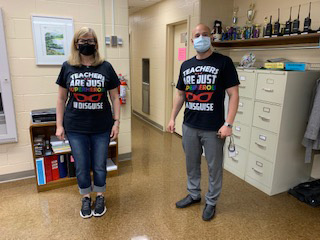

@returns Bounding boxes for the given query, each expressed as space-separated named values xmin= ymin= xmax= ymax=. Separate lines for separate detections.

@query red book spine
xmin=44 ymin=156 xmax=53 ymax=183
xmin=51 ymin=155 xmax=60 ymax=181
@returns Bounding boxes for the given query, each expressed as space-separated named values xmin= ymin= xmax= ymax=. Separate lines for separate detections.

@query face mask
xmin=78 ymin=43 xmax=96 ymax=56
xmin=193 ymin=36 xmax=211 ymax=53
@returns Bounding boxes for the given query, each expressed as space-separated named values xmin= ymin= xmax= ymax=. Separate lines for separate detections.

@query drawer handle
xmin=237 ymin=110 xmax=244 ymax=114
xmin=255 ymin=142 xmax=266 ymax=148
xmin=259 ymin=115 xmax=270 ymax=121
xmin=262 ymin=88 xmax=274 ymax=92
xmin=233 ymin=133 xmax=241 ymax=138
xmin=252 ymin=168 xmax=263 ymax=175
xmin=231 ymin=157 xmax=239 ymax=162
xmin=239 ymin=85 xmax=246 ymax=88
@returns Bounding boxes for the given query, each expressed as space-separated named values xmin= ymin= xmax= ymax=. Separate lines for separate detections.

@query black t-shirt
xmin=176 ymin=52 xmax=239 ymax=131
xmin=56 ymin=61 xmax=120 ymax=134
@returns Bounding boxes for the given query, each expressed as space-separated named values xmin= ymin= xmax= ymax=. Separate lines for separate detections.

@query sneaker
xmin=202 ymin=204 xmax=216 ymax=221
xmin=93 ymin=195 xmax=107 ymax=217
xmin=176 ymin=194 xmax=201 ymax=208
xmin=80 ymin=197 xmax=93 ymax=219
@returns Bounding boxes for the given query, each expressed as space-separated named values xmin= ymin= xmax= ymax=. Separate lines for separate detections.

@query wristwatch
xmin=224 ymin=122 xmax=233 ymax=128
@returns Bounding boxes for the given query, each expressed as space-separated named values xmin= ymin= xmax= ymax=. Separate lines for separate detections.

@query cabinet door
xmin=0 ymin=8 xmax=17 ymax=143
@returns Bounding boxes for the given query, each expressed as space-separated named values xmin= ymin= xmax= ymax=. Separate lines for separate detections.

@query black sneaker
xmin=202 ymin=204 xmax=216 ymax=221
xmin=80 ymin=197 xmax=92 ymax=219
xmin=93 ymin=195 xmax=107 ymax=217
xmin=176 ymin=194 xmax=201 ymax=208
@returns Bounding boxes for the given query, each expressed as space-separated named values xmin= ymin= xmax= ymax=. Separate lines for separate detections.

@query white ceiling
xmin=128 ymin=0 xmax=163 ymax=15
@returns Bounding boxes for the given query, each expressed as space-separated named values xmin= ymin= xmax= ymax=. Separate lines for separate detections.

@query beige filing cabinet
xmin=224 ymin=69 xmax=320 ymax=196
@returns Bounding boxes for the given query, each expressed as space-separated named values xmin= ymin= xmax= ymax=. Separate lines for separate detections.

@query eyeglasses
xmin=77 ymin=39 xmax=96 ymax=45
xmin=185 ymin=92 xmax=213 ymax=102
xmin=73 ymin=93 xmax=102 ymax=102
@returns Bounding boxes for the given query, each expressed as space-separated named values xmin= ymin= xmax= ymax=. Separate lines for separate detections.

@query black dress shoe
xmin=202 ymin=204 xmax=216 ymax=221
xmin=176 ymin=195 xmax=201 ymax=208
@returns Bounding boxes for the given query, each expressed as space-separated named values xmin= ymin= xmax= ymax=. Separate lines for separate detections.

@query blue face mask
xmin=193 ymin=36 xmax=211 ymax=53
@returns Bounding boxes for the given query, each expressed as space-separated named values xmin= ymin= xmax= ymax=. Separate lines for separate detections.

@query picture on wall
xmin=32 ymin=16 xmax=74 ymax=65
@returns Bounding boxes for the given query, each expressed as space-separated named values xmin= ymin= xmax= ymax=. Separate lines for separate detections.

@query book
xmin=44 ymin=156 xmax=53 ymax=183
xmin=264 ymin=62 xmax=285 ymax=69
xmin=107 ymin=158 xmax=117 ymax=172
xmin=36 ymin=158 xmax=46 ymax=185
xmin=285 ymin=62 xmax=308 ymax=71
xmin=51 ymin=155 xmax=60 ymax=181
xmin=58 ymin=155 xmax=68 ymax=178
xmin=67 ymin=154 xmax=76 ymax=177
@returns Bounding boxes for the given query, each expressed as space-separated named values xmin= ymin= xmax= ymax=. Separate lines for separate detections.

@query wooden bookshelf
xmin=30 ymin=122 xmax=119 ymax=192
xmin=212 ymin=33 xmax=320 ymax=48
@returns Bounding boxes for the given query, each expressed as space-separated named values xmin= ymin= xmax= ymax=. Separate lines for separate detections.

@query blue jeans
xmin=66 ymin=131 xmax=110 ymax=195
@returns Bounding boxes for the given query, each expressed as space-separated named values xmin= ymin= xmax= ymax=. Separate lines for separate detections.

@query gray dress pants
xmin=182 ymin=124 xmax=225 ymax=206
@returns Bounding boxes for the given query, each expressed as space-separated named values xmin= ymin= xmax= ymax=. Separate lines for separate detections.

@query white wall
xmin=0 ymin=0 xmax=131 ymax=176
xmin=129 ymin=0 xmax=200 ymax=129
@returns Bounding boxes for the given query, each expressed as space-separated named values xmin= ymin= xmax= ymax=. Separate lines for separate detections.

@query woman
xmin=55 ymin=27 xmax=120 ymax=219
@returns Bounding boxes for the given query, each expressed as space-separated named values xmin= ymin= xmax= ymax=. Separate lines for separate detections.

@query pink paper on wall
xmin=178 ymin=48 xmax=186 ymax=61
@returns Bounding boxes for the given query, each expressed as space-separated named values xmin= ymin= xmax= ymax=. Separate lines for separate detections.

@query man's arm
xmin=167 ymin=90 xmax=185 ymax=133
xmin=218 ymin=85 xmax=239 ymax=138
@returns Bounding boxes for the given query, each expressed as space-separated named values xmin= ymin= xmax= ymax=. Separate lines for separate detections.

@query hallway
xmin=0 ymin=116 xmax=320 ymax=239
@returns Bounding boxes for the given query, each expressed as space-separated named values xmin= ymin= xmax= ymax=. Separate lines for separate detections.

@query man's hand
xmin=217 ymin=125 xmax=232 ymax=139
xmin=167 ymin=119 xmax=175 ymax=133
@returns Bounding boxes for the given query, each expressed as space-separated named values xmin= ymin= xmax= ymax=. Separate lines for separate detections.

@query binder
xmin=51 ymin=155 xmax=60 ymax=181
xmin=58 ymin=155 xmax=68 ymax=178
xmin=67 ymin=154 xmax=76 ymax=177
xmin=36 ymin=158 xmax=46 ymax=185
xmin=44 ymin=156 xmax=53 ymax=183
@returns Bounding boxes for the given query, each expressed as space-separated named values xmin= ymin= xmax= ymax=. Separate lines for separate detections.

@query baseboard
xmin=132 ymin=110 xmax=164 ymax=131
xmin=118 ymin=152 xmax=131 ymax=162
xmin=0 ymin=170 xmax=35 ymax=183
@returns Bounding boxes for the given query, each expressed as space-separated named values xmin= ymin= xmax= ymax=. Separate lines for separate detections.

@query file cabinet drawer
xmin=256 ymin=73 xmax=286 ymax=104
xmin=250 ymin=127 xmax=278 ymax=163
xmin=246 ymin=153 xmax=273 ymax=187
xmin=235 ymin=98 xmax=254 ymax=124
xmin=224 ymin=145 xmax=247 ymax=177
xmin=253 ymin=102 xmax=282 ymax=133
xmin=233 ymin=123 xmax=251 ymax=149
xmin=237 ymin=71 xmax=255 ymax=98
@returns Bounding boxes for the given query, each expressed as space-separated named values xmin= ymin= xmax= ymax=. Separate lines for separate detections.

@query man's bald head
xmin=192 ymin=24 xmax=211 ymax=38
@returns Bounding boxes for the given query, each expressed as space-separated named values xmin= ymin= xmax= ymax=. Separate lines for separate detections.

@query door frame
xmin=164 ymin=16 xmax=190 ymax=129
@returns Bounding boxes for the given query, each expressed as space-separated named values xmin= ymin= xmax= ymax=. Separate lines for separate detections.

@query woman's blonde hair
xmin=68 ymin=27 xmax=104 ymax=67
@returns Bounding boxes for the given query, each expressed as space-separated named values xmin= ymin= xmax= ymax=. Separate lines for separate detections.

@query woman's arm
xmin=56 ymin=86 xmax=68 ymax=140
xmin=109 ymin=88 xmax=120 ymax=140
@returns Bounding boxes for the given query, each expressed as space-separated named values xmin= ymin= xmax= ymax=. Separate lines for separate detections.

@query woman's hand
xmin=110 ymin=125 xmax=119 ymax=141
xmin=56 ymin=126 xmax=65 ymax=140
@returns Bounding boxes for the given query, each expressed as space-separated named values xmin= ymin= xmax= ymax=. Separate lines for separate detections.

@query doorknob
xmin=171 ymin=82 xmax=175 ymax=86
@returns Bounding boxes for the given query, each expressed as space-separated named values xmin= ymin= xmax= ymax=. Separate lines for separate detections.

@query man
xmin=167 ymin=24 xmax=239 ymax=221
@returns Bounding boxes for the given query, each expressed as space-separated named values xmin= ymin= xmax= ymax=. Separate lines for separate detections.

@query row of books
xmin=50 ymin=135 xmax=71 ymax=154
xmin=34 ymin=135 xmax=116 ymax=157
xmin=36 ymin=155 xmax=118 ymax=185
xmin=36 ymin=154 xmax=75 ymax=185
xmin=264 ymin=62 xmax=309 ymax=71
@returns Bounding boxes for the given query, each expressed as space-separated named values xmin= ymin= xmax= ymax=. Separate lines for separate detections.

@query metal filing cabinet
xmin=224 ymin=69 xmax=320 ymax=196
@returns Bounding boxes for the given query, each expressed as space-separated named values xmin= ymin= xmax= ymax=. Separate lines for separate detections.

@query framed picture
xmin=31 ymin=15 xmax=74 ymax=65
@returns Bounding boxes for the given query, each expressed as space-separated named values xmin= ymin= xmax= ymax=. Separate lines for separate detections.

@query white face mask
xmin=193 ymin=36 xmax=211 ymax=53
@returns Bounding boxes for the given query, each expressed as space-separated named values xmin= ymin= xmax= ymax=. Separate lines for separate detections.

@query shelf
xmin=212 ymin=33 xmax=320 ymax=48
xmin=31 ymin=122 xmax=119 ymax=192
xmin=37 ymin=168 xmax=119 ymax=192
